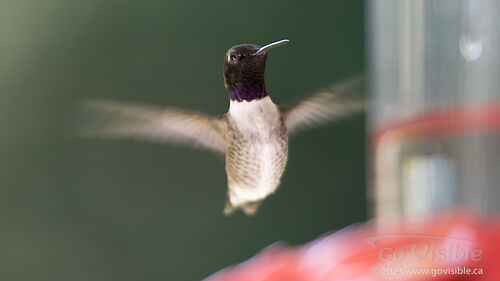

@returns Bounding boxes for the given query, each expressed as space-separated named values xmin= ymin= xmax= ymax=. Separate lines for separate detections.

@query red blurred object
xmin=204 ymin=211 xmax=500 ymax=281
xmin=371 ymin=103 xmax=500 ymax=146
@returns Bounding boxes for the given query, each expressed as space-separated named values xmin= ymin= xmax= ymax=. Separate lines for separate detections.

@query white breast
xmin=226 ymin=96 xmax=287 ymax=206
xmin=228 ymin=96 xmax=281 ymax=137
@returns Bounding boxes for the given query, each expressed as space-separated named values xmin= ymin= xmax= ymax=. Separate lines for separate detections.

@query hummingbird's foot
xmin=223 ymin=194 xmax=263 ymax=216
xmin=240 ymin=200 xmax=262 ymax=216
xmin=223 ymin=194 xmax=235 ymax=216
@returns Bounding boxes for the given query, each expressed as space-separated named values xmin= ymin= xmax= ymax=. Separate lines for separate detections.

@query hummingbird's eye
xmin=229 ymin=53 xmax=238 ymax=62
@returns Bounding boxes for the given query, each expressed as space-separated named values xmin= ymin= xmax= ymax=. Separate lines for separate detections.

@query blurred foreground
xmin=205 ymin=211 xmax=500 ymax=281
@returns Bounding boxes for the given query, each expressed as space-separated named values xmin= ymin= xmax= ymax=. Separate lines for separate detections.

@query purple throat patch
xmin=230 ymin=83 xmax=268 ymax=102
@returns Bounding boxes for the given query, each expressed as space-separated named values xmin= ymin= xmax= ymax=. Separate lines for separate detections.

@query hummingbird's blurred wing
xmin=78 ymin=100 xmax=227 ymax=152
xmin=281 ymin=76 xmax=365 ymax=135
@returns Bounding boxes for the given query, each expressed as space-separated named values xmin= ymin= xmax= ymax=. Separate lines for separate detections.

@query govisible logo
xmin=366 ymin=234 xmax=484 ymax=263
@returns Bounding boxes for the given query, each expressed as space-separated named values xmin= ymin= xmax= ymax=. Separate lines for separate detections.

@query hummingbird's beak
xmin=254 ymin=39 xmax=290 ymax=55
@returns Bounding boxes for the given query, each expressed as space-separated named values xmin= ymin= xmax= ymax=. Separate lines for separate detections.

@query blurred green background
xmin=0 ymin=0 xmax=364 ymax=280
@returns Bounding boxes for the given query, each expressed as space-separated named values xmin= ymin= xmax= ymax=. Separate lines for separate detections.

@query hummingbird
xmin=79 ymin=39 xmax=363 ymax=216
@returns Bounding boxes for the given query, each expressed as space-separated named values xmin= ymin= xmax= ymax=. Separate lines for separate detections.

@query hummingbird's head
xmin=223 ymin=39 xmax=289 ymax=102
